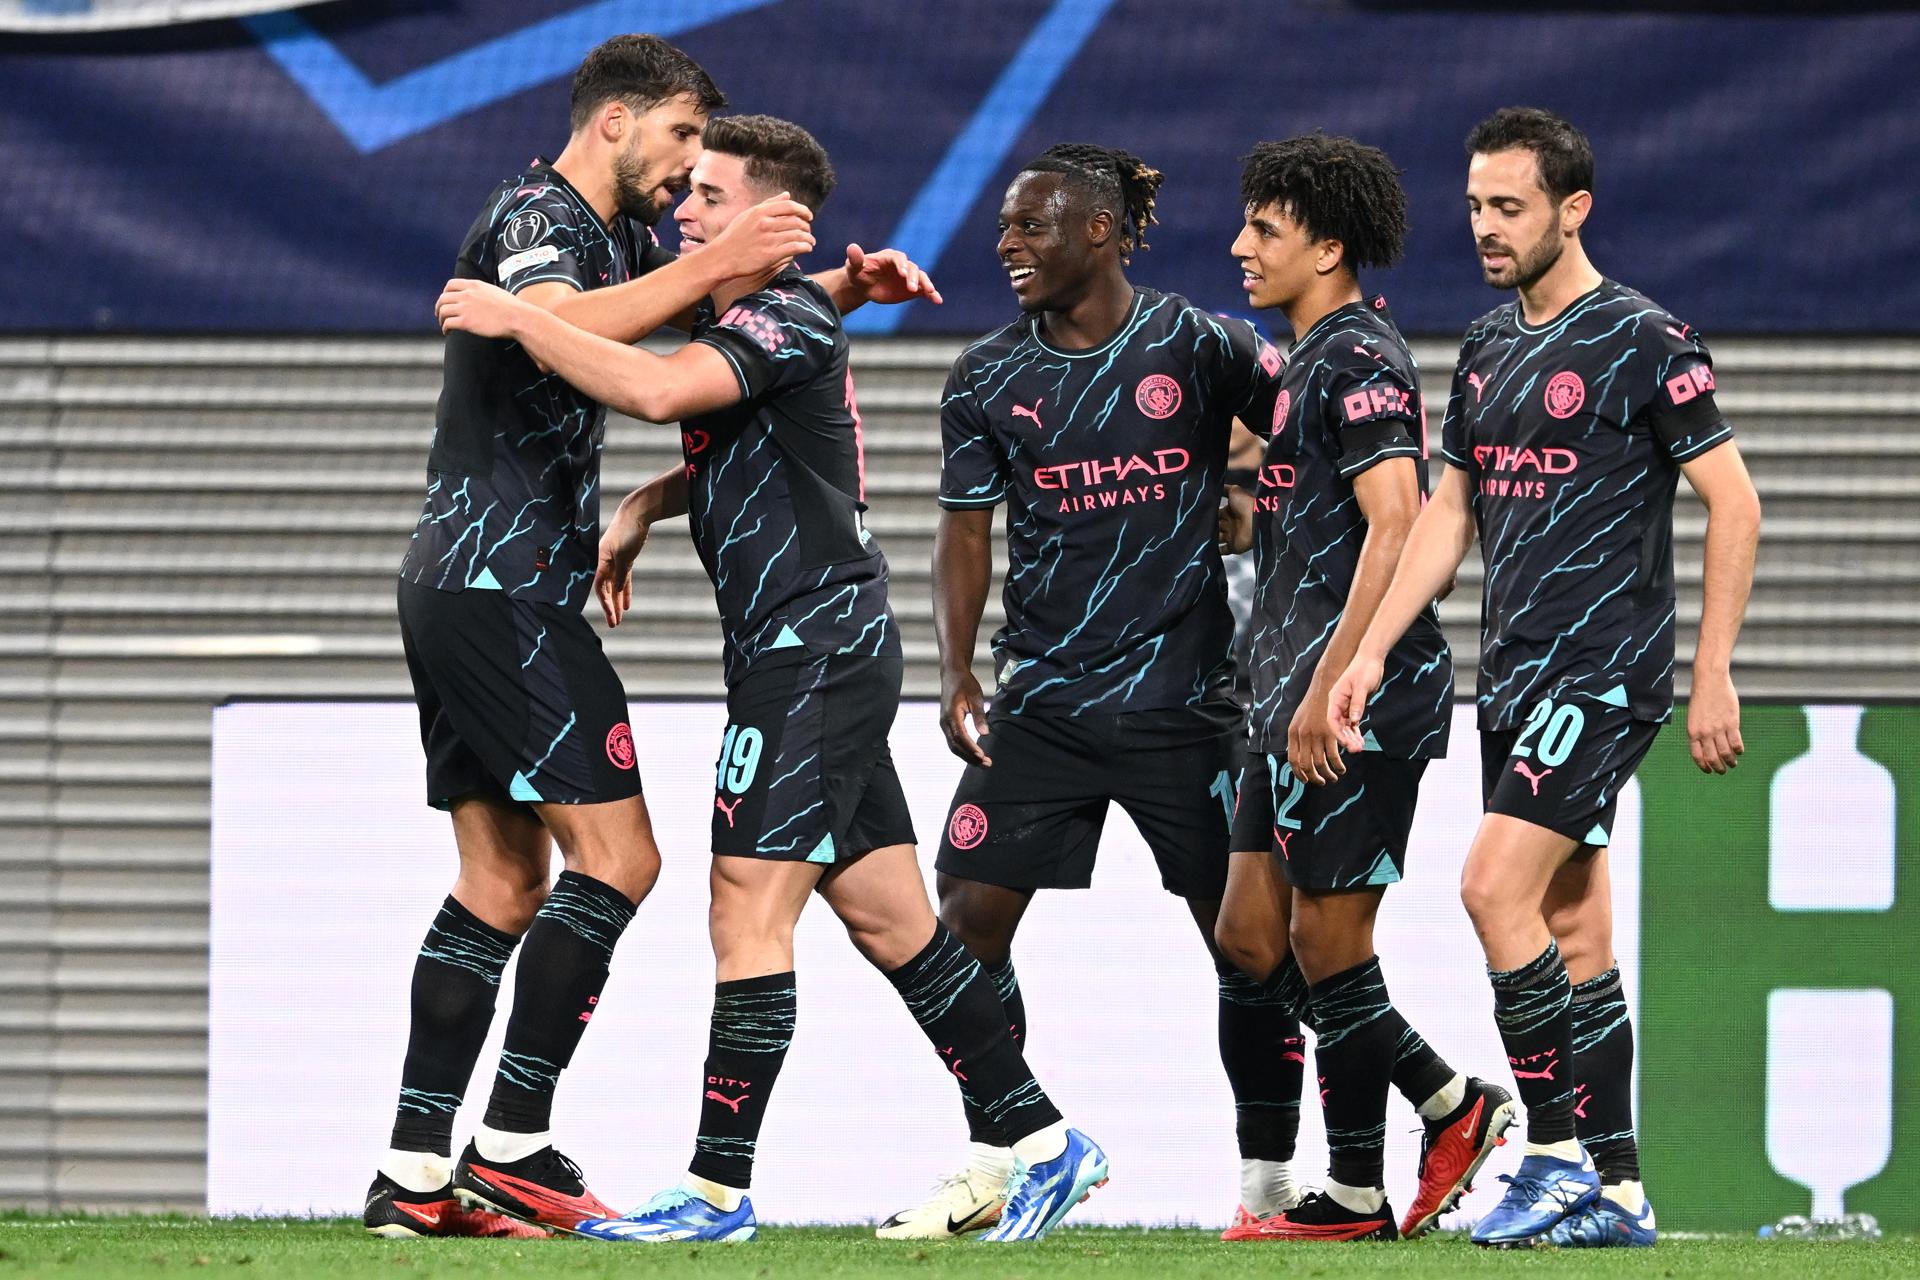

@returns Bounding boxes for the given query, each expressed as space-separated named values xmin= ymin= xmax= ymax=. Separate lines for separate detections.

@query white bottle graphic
xmin=1766 ymin=989 xmax=1893 ymax=1218
xmin=1768 ymin=705 xmax=1895 ymax=911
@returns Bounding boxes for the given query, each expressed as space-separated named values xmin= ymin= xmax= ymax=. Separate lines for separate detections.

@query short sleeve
xmin=491 ymin=196 xmax=588 ymax=295
xmin=695 ymin=285 xmax=839 ymax=401
xmin=1636 ymin=321 xmax=1733 ymax=462
xmin=937 ymin=361 xmax=1009 ymax=510
xmin=1438 ymin=346 xmax=1476 ymax=474
xmin=1325 ymin=359 xmax=1422 ymax=479
xmin=1206 ymin=315 xmax=1285 ymax=432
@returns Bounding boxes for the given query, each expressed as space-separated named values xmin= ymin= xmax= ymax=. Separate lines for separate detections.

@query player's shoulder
xmin=731 ymin=268 xmax=841 ymax=330
xmin=483 ymin=164 xmax=582 ymax=231
xmin=1460 ymin=299 xmax=1521 ymax=351
xmin=1597 ymin=281 xmax=1709 ymax=351
xmin=949 ymin=313 xmax=1033 ymax=381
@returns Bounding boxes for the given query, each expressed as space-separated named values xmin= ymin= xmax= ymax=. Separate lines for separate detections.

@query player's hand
xmin=708 ymin=193 xmax=816 ymax=282
xmin=435 ymin=278 xmax=526 ymax=339
xmin=1687 ymin=668 xmax=1745 ymax=774
xmin=593 ymin=502 xmax=652 ymax=628
xmin=1288 ymin=679 xmax=1347 ymax=786
xmin=1327 ymin=653 xmax=1385 ymax=755
xmin=1217 ymin=485 xmax=1255 ymax=555
xmin=940 ymin=668 xmax=992 ymax=767
xmin=842 ymin=243 xmax=944 ymax=306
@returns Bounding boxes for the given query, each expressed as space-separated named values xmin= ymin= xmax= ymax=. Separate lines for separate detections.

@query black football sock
xmin=1571 ymin=967 xmax=1640 ymax=1182
xmin=889 ymin=927 xmax=1063 ymax=1146
xmin=688 ymin=972 xmax=797 ymax=1190
xmin=1489 ymin=941 xmax=1578 ymax=1146
xmin=481 ymin=870 xmax=637 ymax=1134
xmin=1309 ymin=957 xmax=1399 ymax=1189
xmin=1219 ymin=955 xmax=1309 ymax=1162
xmin=389 ymin=897 xmax=520 ymax=1156
xmin=960 ymin=957 xmax=1028 ymax=1145
xmin=1389 ymin=1021 xmax=1460 ymax=1111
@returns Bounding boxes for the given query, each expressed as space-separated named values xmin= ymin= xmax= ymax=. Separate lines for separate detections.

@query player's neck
xmin=1516 ymin=241 xmax=1603 ymax=327
xmin=548 ymin=142 xmax=618 ymax=227
xmin=713 ymin=263 xmax=788 ymax=314
xmin=1039 ymin=273 xmax=1134 ymax=351
xmin=1282 ymin=278 xmax=1364 ymax=342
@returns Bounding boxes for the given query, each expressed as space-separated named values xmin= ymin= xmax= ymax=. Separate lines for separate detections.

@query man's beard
xmin=1486 ymin=225 xmax=1563 ymax=291
xmin=612 ymin=153 xmax=667 ymax=225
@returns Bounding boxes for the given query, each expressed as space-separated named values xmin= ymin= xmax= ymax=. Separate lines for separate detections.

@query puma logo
xmin=705 ymin=1090 xmax=750 ymax=1113
xmin=1510 ymin=1059 xmax=1558 ymax=1081
xmin=1467 ymin=371 xmax=1486 ymax=401
xmin=715 ymin=795 xmax=741 ymax=827
xmin=1318 ymin=1074 xmax=1331 ymax=1107
xmin=1512 ymin=760 xmax=1553 ymax=796
xmin=1274 ymin=829 xmax=1295 ymax=859
xmin=1573 ymin=1083 xmax=1590 ymax=1119
xmin=1010 ymin=398 xmax=1044 ymax=429
xmin=940 ymin=1046 xmax=969 ymax=1082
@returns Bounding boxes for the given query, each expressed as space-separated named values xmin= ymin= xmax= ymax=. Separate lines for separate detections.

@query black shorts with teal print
xmin=1479 ymin=694 xmax=1662 ymax=847
xmin=397 ymin=579 xmax=643 ymax=811
xmin=1230 ymin=751 xmax=1425 ymax=891
xmin=711 ymin=650 xmax=915 ymax=862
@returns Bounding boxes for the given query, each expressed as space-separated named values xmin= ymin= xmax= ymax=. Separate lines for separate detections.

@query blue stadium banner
xmin=2 ymin=0 xmax=1916 ymax=333
xmin=0 ymin=0 xmax=326 ymax=34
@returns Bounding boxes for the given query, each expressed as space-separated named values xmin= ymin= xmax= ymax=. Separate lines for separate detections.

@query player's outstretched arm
xmin=436 ymin=279 xmax=742 ymax=422
xmin=1680 ymin=440 xmax=1761 ymax=774
xmin=596 ymin=463 xmax=690 ymax=628
xmin=544 ymin=194 xmax=815 ymax=341
xmin=815 ymin=244 xmax=943 ymax=314
xmin=1328 ymin=463 xmax=1477 ymax=752
xmin=933 ymin=508 xmax=995 ymax=767
xmin=1290 ymin=457 xmax=1422 ymax=785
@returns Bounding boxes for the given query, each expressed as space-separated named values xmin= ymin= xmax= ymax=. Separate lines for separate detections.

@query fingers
xmin=944 ymin=700 xmax=992 ymax=767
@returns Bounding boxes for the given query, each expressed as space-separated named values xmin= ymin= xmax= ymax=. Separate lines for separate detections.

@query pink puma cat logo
xmin=1010 ymin=399 xmax=1044 ymax=429
xmin=705 ymin=1090 xmax=749 ymax=1113
xmin=715 ymin=795 xmax=741 ymax=826
xmin=1512 ymin=760 xmax=1553 ymax=796
xmin=1467 ymin=371 xmax=1487 ymax=401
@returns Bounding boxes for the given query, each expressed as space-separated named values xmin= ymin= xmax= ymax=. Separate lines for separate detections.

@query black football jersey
xmin=939 ymin=288 xmax=1283 ymax=715
xmin=1246 ymin=297 xmax=1451 ymax=759
xmin=685 ymin=267 xmax=896 ymax=685
xmin=1440 ymin=280 xmax=1733 ymax=730
xmin=400 ymin=161 xmax=672 ymax=605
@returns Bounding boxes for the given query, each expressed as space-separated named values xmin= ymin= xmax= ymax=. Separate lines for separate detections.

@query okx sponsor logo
xmin=1638 ymin=704 xmax=1917 ymax=1230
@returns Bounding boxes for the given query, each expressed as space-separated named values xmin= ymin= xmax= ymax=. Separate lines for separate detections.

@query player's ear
xmin=1315 ymin=237 xmax=1347 ymax=278
xmin=1085 ymin=205 xmax=1116 ymax=251
xmin=595 ymin=100 xmax=627 ymax=145
xmin=1559 ymin=189 xmax=1592 ymax=236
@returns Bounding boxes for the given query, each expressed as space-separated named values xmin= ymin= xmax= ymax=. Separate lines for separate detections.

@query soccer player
xmin=435 ymin=114 xmax=1108 ymax=1244
xmin=1328 ymin=108 xmax=1760 ymax=1249
xmin=1211 ymin=134 xmax=1517 ymax=1243
xmin=375 ymin=35 xmax=935 ymax=1239
xmin=885 ymin=143 xmax=1299 ymax=1238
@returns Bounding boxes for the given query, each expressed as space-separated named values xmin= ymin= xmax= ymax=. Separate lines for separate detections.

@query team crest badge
xmin=1135 ymin=374 xmax=1183 ymax=419
xmin=948 ymin=803 xmax=989 ymax=850
xmin=1544 ymin=370 xmax=1586 ymax=419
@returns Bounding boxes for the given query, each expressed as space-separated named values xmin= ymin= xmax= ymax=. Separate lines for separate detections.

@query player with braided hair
xmin=874 ymin=144 xmax=1291 ymax=1238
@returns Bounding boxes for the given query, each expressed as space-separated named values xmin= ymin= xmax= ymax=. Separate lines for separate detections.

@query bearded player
xmin=1329 ymin=107 xmax=1760 ymax=1248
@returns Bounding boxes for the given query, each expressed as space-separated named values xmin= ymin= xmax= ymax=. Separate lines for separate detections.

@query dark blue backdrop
xmin=3 ymin=0 xmax=1915 ymax=334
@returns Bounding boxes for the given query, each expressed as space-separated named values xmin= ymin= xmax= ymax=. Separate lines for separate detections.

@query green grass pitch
xmin=1 ymin=1218 xmax=1912 ymax=1279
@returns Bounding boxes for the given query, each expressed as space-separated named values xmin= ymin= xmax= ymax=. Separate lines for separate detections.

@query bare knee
xmin=936 ymin=878 xmax=1021 ymax=967
xmin=452 ymin=867 xmax=547 ymax=935
xmin=1214 ymin=910 xmax=1282 ymax=981
xmin=708 ymin=890 xmax=797 ymax=971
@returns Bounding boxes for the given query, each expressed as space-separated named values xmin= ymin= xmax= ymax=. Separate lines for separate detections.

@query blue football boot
xmin=1547 ymin=1185 xmax=1656 ymax=1247
xmin=575 ymin=1186 xmax=757 ymax=1243
xmin=980 ymin=1129 xmax=1108 ymax=1242
xmin=1469 ymin=1148 xmax=1601 ymax=1247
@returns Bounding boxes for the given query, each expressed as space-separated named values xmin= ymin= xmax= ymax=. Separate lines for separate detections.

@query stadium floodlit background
xmin=2 ymin=0 xmax=1916 ymax=1236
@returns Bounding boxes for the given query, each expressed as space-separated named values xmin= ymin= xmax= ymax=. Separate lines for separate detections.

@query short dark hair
xmin=1238 ymin=133 xmax=1408 ymax=274
xmin=1465 ymin=107 xmax=1594 ymax=204
xmin=1019 ymin=143 xmax=1166 ymax=259
xmin=570 ymin=34 xmax=725 ymax=132
xmin=701 ymin=114 xmax=837 ymax=212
